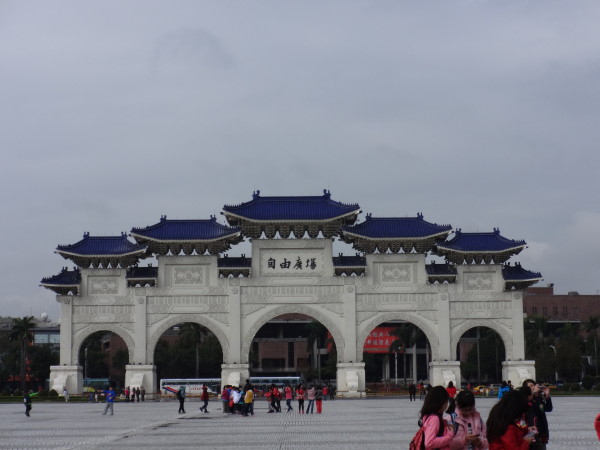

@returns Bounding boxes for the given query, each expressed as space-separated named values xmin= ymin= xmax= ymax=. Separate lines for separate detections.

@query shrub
xmin=569 ymin=383 xmax=581 ymax=392
xmin=582 ymin=375 xmax=594 ymax=390
xmin=0 ymin=389 xmax=10 ymax=396
xmin=48 ymin=389 xmax=59 ymax=397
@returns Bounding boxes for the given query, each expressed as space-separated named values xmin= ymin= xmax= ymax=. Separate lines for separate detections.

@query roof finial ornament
xmin=417 ymin=212 xmax=423 ymax=219
xmin=252 ymin=190 xmax=261 ymax=199
xmin=83 ymin=231 xmax=90 ymax=238
xmin=323 ymin=189 xmax=331 ymax=198
xmin=210 ymin=215 xmax=216 ymax=222
xmin=493 ymin=227 xmax=500 ymax=234
xmin=366 ymin=213 xmax=372 ymax=219
xmin=160 ymin=215 xmax=167 ymax=222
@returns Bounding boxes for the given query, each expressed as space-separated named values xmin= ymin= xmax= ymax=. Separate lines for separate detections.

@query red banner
xmin=363 ymin=326 xmax=400 ymax=353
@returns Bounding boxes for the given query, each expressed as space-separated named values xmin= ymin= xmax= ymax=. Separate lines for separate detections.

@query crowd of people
xmin=217 ymin=381 xmax=334 ymax=416
xmin=415 ymin=378 xmax=553 ymax=450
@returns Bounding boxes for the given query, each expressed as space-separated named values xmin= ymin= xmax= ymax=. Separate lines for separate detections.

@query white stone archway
xmin=240 ymin=304 xmax=346 ymax=365
xmin=146 ymin=314 xmax=230 ymax=364
xmin=450 ymin=320 xmax=513 ymax=362
xmin=71 ymin=324 xmax=135 ymax=366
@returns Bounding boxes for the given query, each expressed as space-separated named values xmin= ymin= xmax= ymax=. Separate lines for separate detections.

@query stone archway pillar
xmin=49 ymin=365 xmax=82 ymax=394
xmin=502 ymin=360 xmax=536 ymax=386
xmin=125 ymin=364 xmax=157 ymax=399
xmin=336 ymin=362 xmax=366 ymax=397
xmin=429 ymin=361 xmax=461 ymax=387
xmin=221 ymin=363 xmax=250 ymax=388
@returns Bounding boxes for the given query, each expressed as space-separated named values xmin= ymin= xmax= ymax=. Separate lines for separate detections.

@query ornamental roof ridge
xmin=342 ymin=212 xmax=452 ymax=239
xmin=439 ymin=228 xmax=527 ymax=249
xmin=56 ymin=233 xmax=146 ymax=255
xmin=130 ymin=215 xmax=241 ymax=242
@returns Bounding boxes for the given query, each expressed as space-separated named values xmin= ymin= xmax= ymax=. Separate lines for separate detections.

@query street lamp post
xmin=549 ymin=345 xmax=558 ymax=385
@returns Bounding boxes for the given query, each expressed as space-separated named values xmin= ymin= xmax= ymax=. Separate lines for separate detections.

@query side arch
xmin=240 ymin=305 xmax=345 ymax=364
xmin=356 ymin=313 xmax=439 ymax=362
xmin=71 ymin=324 xmax=135 ymax=366
xmin=146 ymin=314 xmax=230 ymax=364
xmin=450 ymin=320 xmax=513 ymax=361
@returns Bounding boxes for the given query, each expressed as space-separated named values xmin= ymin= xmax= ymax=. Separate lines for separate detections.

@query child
xmin=450 ymin=390 xmax=488 ymax=449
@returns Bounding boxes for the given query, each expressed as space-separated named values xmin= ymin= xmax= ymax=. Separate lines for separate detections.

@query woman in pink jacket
xmin=450 ymin=390 xmax=489 ymax=449
xmin=419 ymin=386 xmax=454 ymax=449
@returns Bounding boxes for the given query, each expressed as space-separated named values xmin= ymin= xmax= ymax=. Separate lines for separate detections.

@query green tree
xmin=585 ymin=315 xmax=600 ymax=376
xmin=28 ymin=344 xmax=59 ymax=383
xmin=178 ymin=323 xmax=207 ymax=378
xmin=8 ymin=316 xmax=35 ymax=391
xmin=556 ymin=323 xmax=583 ymax=381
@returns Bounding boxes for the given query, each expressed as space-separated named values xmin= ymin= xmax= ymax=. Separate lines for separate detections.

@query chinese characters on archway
xmin=266 ymin=257 xmax=317 ymax=271
xmin=363 ymin=326 xmax=400 ymax=353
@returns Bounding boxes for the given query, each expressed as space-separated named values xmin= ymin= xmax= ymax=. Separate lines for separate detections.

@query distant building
xmin=523 ymin=285 xmax=600 ymax=325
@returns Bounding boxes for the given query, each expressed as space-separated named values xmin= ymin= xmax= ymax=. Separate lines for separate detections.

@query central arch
xmin=451 ymin=320 xmax=513 ymax=361
xmin=356 ymin=312 xmax=439 ymax=362
xmin=72 ymin=324 xmax=134 ymax=366
xmin=146 ymin=314 xmax=230 ymax=363
xmin=241 ymin=305 xmax=345 ymax=364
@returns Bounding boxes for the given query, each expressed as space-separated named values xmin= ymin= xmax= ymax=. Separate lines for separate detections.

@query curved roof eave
xmin=435 ymin=245 xmax=526 ymax=254
xmin=130 ymin=231 xmax=241 ymax=243
xmin=222 ymin=209 xmax=361 ymax=223
xmin=56 ymin=249 xmax=147 ymax=258
xmin=343 ymin=230 xmax=450 ymax=241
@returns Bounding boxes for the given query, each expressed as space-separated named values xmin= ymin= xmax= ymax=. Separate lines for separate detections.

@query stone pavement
xmin=1 ymin=396 xmax=599 ymax=449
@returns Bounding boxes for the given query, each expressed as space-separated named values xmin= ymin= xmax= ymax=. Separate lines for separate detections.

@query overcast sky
xmin=1 ymin=1 xmax=599 ymax=321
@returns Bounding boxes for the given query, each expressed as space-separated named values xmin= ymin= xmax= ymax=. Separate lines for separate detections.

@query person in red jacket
xmin=486 ymin=390 xmax=535 ymax=450
xmin=446 ymin=381 xmax=457 ymax=399
xmin=594 ymin=413 xmax=600 ymax=441
xmin=199 ymin=384 xmax=209 ymax=413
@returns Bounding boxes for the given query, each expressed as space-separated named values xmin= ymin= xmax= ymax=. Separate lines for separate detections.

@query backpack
xmin=409 ymin=415 xmax=444 ymax=450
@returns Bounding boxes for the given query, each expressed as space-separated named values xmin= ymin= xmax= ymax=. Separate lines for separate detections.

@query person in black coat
xmin=522 ymin=379 xmax=553 ymax=449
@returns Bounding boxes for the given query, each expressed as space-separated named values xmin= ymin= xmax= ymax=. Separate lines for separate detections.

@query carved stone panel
xmin=147 ymin=296 xmax=228 ymax=314
xmin=88 ymin=277 xmax=119 ymax=295
xmin=172 ymin=266 xmax=205 ymax=286
xmin=450 ymin=301 xmax=511 ymax=319
xmin=464 ymin=272 xmax=495 ymax=291
xmin=260 ymin=250 xmax=325 ymax=276
xmin=72 ymin=305 xmax=134 ymax=324
xmin=379 ymin=263 xmax=413 ymax=284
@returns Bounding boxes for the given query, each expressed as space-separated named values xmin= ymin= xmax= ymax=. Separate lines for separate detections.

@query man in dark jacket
xmin=23 ymin=390 xmax=32 ymax=417
xmin=523 ymin=379 xmax=553 ymax=449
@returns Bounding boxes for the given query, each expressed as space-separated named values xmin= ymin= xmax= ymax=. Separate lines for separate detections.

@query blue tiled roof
xmin=222 ymin=190 xmax=360 ymax=221
xmin=131 ymin=216 xmax=240 ymax=241
xmin=126 ymin=265 xmax=158 ymax=279
xmin=425 ymin=262 xmax=457 ymax=276
xmin=502 ymin=263 xmax=542 ymax=281
xmin=343 ymin=213 xmax=451 ymax=239
xmin=332 ymin=254 xmax=366 ymax=267
xmin=218 ymin=255 xmax=252 ymax=268
xmin=56 ymin=233 xmax=146 ymax=256
xmin=41 ymin=267 xmax=81 ymax=285
xmin=436 ymin=229 xmax=526 ymax=253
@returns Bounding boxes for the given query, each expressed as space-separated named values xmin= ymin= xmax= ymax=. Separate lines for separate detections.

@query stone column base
xmin=502 ymin=360 xmax=536 ymax=386
xmin=429 ymin=361 xmax=461 ymax=387
xmin=336 ymin=362 xmax=366 ymax=397
xmin=221 ymin=363 xmax=250 ymax=388
xmin=49 ymin=365 xmax=82 ymax=395
xmin=125 ymin=365 xmax=157 ymax=399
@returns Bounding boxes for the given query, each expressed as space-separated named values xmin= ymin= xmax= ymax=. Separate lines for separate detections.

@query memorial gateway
xmin=42 ymin=191 xmax=542 ymax=397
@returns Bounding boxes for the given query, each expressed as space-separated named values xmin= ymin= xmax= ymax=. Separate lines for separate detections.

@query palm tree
xmin=585 ymin=315 xmax=600 ymax=375
xmin=9 ymin=316 xmax=36 ymax=392
xmin=179 ymin=323 xmax=206 ymax=378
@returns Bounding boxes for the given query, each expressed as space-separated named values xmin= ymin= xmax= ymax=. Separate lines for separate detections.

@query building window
xmin=542 ymin=306 xmax=547 ymax=316
xmin=563 ymin=306 xmax=568 ymax=317
xmin=553 ymin=307 xmax=558 ymax=316
xmin=288 ymin=342 xmax=294 ymax=368
xmin=532 ymin=306 xmax=538 ymax=315
xmin=261 ymin=358 xmax=285 ymax=369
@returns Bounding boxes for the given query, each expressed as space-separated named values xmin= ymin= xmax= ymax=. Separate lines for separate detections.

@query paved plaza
xmin=1 ymin=396 xmax=599 ymax=449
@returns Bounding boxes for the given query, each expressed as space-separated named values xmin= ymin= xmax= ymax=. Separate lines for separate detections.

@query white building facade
xmin=43 ymin=191 xmax=540 ymax=397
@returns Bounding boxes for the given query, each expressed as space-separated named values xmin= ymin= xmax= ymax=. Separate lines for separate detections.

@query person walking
xmin=63 ymin=388 xmax=69 ymax=402
xmin=306 ymin=385 xmax=316 ymax=414
xmin=285 ymin=384 xmax=294 ymax=412
xmin=419 ymin=382 xmax=426 ymax=400
xmin=243 ymin=387 xmax=254 ymax=416
xmin=497 ymin=381 xmax=510 ymax=399
xmin=418 ymin=386 xmax=454 ymax=449
xmin=23 ymin=390 xmax=33 ymax=417
xmin=449 ymin=389 xmax=488 ymax=449
xmin=140 ymin=386 xmax=145 ymax=402
xmin=177 ymin=386 xmax=186 ymax=414
xmin=409 ymin=383 xmax=417 ymax=401
xmin=486 ymin=390 xmax=534 ymax=450
xmin=446 ymin=381 xmax=457 ymax=399
xmin=315 ymin=386 xmax=324 ymax=414
xmin=522 ymin=379 xmax=553 ymax=449
xmin=100 ymin=386 xmax=116 ymax=416
xmin=296 ymin=385 xmax=305 ymax=414
xmin=135 ymin=387 xmax=140 ymax=402
xmin=199 ymin=384 xmax=209 ymax=413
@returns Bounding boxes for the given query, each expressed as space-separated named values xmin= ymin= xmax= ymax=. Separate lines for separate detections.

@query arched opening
xmin=249 ymin=313 xmax=337 ymax=387
xmin=153 ymin=322 xmax=223 ymax=381
xmin=362 ymin=320 xmax=432 ymax=391
xmin=78 ymin=331 xmax=130 ymax=391
xmin=457 ymin=327 xmax=506 ymax=386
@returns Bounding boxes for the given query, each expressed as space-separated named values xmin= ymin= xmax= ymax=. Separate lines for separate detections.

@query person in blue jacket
xmin=100 ymin=386 xmax=116 ymax=415
xmin=498 ymin=380 xmax=510 ymax=399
